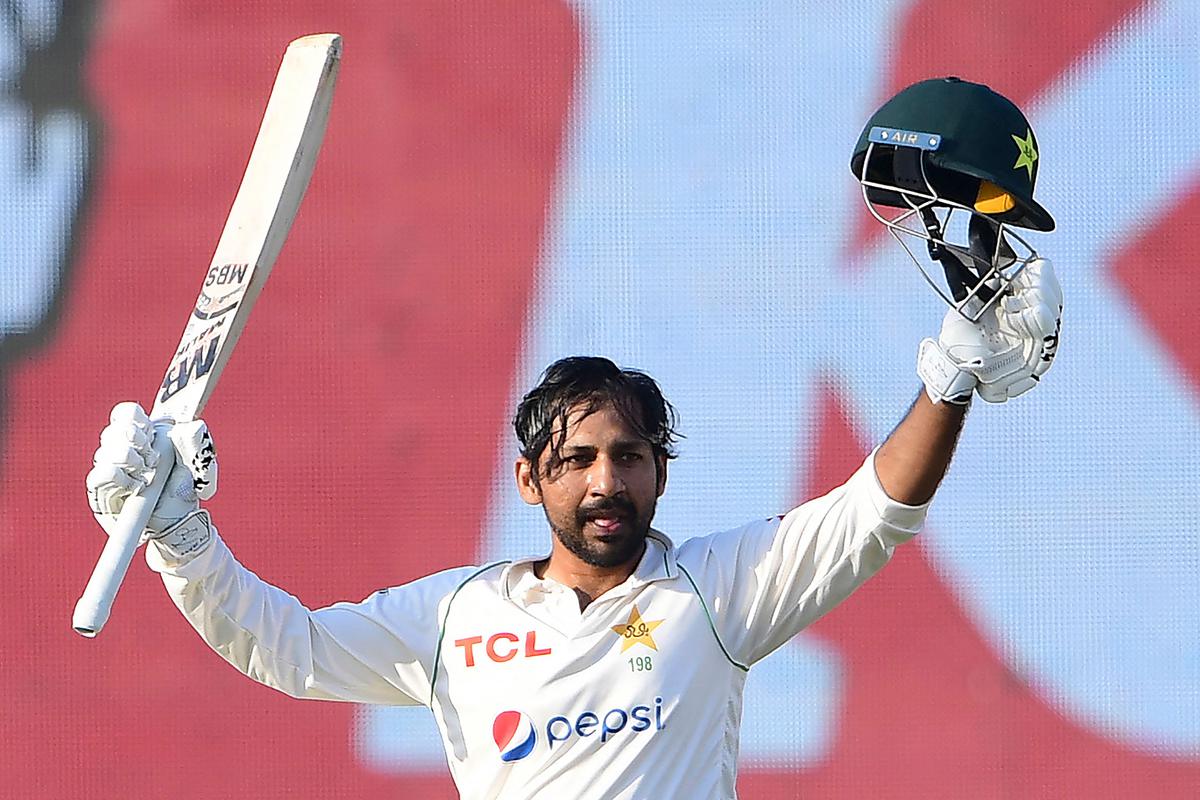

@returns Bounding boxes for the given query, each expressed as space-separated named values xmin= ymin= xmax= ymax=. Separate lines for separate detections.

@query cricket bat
xmin=72 ymin=33 xmax=343 ymax=638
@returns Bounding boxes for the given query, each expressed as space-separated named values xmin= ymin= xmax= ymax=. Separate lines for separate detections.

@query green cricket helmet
xmin=850 ymin=77 xmax=1054 ymax=320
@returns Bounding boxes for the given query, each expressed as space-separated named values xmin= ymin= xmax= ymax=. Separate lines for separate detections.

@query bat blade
xmin=154 ymin=33 xmax=342 ymax=423
xmin=72 ymin=33 xmax=342 ymax=638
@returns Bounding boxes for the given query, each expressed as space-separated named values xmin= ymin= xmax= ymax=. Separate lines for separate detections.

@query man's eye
xmin=620 ymin=452 xmax=644 ymax=462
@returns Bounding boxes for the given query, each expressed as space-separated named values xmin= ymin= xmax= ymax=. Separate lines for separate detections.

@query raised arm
xmin=890 ymin=257 xmax=1064 ymax=505
xmin=875 ymin=392 xmax=967 ymax=505
xmin=653 ymin=258 xmax=1065 ymax=667
xmin=85 ymin=402 xmax=445 ymax=706
xmin=146 ymin=520 xmax=456 ymax=707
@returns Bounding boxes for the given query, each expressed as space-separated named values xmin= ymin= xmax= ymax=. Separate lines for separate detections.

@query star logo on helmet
xmin=1012 ymin=129 xmax=1038 ymax=181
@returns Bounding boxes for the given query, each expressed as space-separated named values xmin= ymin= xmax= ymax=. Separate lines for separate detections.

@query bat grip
xmin=72 ymin=431 xmax=176 ymax=638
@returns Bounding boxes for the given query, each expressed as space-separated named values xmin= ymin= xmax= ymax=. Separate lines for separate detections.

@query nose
xmin=587 ymin=455 xmax=625 ymax=497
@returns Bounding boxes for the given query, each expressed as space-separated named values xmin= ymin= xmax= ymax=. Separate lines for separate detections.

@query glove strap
xmin=917 ymin=338 xmax=976 ymax=405
xmin=150 ymin=509 xmax=213 ymax=564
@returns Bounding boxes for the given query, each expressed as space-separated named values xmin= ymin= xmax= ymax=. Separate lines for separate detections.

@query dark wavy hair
xmin=514 ymin=356 xmax=680 ymax=482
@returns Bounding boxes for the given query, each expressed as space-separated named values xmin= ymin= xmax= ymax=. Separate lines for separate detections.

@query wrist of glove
xmin=917 ymin=257 xmax=1063 ymax=405
xmin=86 ymin=402 xmax=218 ymax=542
xmin=917 ymin=336 xmax=976 ymax=404
xmin=152 ymin=509 xmax=215 ymax=562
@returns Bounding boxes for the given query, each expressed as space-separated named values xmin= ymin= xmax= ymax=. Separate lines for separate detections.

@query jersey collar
xmin=500 ymin=529 xmax=678 ymax=603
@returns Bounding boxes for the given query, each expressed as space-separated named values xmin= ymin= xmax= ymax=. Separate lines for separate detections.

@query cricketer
xmin=86 ymin=78 xmax=1061 ymax=799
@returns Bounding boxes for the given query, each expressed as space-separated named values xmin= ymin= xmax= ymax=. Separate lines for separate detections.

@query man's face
xmin=516 ymin=402 xmax=667 ymax=569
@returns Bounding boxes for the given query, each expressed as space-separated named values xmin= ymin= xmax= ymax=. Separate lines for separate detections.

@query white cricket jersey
xmin=147 ymin=451 xmax=927 ymax=799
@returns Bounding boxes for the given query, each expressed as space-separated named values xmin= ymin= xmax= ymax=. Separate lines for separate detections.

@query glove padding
xmin=86 ymin=402 xmax=218 ymax=541
xmin=918 ymin=257 xmax=1062 ymax=404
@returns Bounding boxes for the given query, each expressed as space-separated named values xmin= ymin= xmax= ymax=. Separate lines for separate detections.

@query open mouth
xmin=578 ymin=499 xmax=636 ymax=540
xmin=587 ymin=517 xmax=624 ymax=535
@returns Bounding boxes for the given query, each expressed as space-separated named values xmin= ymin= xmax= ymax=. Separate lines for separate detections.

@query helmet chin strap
xmin=862 ymin=143 xmax=1039 ymax=321
xmin=918 ymin=207 xmax=1000 ymax=307
xmin=889 ymin=146 xmax=999 ymax=307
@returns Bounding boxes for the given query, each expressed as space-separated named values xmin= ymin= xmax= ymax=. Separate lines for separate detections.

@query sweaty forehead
xmin=553 ymin=402 xmax=647 ymax=448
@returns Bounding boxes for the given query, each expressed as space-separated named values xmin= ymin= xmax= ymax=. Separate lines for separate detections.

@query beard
xmin=546 ymin=496 xmax=656 ymax=569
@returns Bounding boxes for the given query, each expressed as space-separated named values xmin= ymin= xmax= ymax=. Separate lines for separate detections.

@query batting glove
xmin=86 ymin=402 xmax=218 ymax=545
xmin=917 ymin=257 xmax=1063 ymax=404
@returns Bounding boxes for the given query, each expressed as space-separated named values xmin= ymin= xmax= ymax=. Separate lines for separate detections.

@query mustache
xmin=576 ymin=498 xmax=636 ymax=522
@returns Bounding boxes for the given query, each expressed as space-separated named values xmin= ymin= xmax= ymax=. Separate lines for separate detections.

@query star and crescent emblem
xmin=611 ymin=605 xmax=664 ymax=652
xmin=1012 ymin=128 xmax=1038 ymax=180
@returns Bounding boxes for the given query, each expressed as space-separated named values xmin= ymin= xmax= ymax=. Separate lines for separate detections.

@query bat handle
xmin=72 ymin=431 xmax=176 ymax=638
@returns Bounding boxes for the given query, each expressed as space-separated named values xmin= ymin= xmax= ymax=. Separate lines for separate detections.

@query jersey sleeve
xmin=675 ymin=449 xmax=928 ymax=667
xmin=145 ymin=523 xmax=469 ymax=707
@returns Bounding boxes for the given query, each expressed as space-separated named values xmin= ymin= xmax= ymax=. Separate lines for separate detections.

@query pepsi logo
xmin=490 ymin=698 xmax=666 ymax=764
xmin=492 ymin=710 xmax=537 ymax=762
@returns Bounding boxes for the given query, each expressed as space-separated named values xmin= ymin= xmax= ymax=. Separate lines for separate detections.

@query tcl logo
xmin=454 ymin=630 xmax=552 ymax=667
